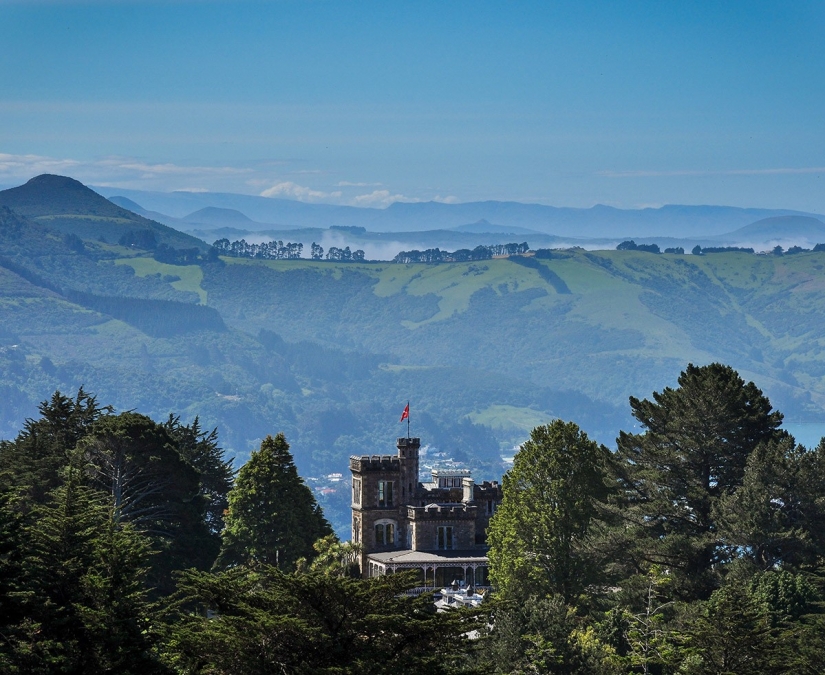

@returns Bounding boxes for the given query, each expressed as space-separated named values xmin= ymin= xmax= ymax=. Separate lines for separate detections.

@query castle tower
xmin=349 ymin=437 xmax=420 ymax=575
xmin=396 ymin=436 xmax=420 ymax=507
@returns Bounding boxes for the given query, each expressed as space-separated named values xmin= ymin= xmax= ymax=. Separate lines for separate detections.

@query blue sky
xmin=1 ymin=0 xmax=824 ymax=211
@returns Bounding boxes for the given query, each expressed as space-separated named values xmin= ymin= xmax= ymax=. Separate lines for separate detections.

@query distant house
xmin=350 ymin=437 xmax=502 ymax=589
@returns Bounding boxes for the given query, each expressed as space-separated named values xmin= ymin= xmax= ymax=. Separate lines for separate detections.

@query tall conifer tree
xmin=611 ymin=363 xmax=784 ymax=599
xmin=216 ymin=433 xmax=331 ymax=570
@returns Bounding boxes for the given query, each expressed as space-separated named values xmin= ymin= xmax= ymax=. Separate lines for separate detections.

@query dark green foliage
xmin=508 ymin=255 xmax=572 ymax=293
xmin=212 ymin=237 xmax=304 ymax=259
xmin=749 ymin=570 xmax=816 ymax=625
xmin=79 ymin=412 xmax=214 ymax=591
xmin=678 ymin=584 xmax=776 ymax=674
xmin=62 ymin=232 xmax=85 ymax=253
xmin=0 ymin=469 xmax=168 ymax=674
xmin=487 ymin=420 xmax=611 ymax=602
xmin=216 ymin=433 xmax=332 ymax=570
xmin=664 ymin=246 xmax=684 ymax=254
xmin=393 ymin=242 xmax=528 ymax=263
xmin=162 ymin=415 xmax=234 ymax=537
xmin=617 ymin=240 xmax=660 ymax=253
xmin=169 ymin=567 xmax=473 ymax=675
xmin=715 ymin=435 xmax=825 ymax=568
xmin=65 ymin=290 xmax=227 ymax=337
xmin=476 ymin=595 xmax=603 ymax=674
xmin=153 ymin=243 xmax=201 ymax=265
xmin=0 ymin=389 xmax=109 ymax=500
xmin=611 ymin=363 xmax=783 ymax=599
xmin=700 ymin=246 xmax=755 ymax=254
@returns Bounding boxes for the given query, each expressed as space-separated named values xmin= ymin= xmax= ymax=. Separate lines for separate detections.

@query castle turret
xmin=397 ymin=436 xmax=420 ymax=506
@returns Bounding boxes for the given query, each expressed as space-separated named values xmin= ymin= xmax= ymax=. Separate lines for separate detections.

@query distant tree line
xmin=692 ymin=245 xmax=756 ymax=255
xmin=616 ymin=240 xmax=662 ymax=253
xmin=393 ymin=242 xmax=529 ymax=264
xmin=212 ymin=238 xmax=304 ymax=260
xmin=618 ymin=240 xmax=825 ymax=257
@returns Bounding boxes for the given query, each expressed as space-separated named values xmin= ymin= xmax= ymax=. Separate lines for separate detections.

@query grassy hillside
xmin=199 ymin=249 xmax=825 ymax=417
xmin=6 ymin=187 xmax=825 ymax=534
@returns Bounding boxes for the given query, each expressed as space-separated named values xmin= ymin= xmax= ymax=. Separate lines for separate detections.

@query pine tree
xmin=715 ymin=435 xmax=825 ymax=569
xmin=0 ymin=468 xmax=167 ymax=674
xmin=611 ymin=363 xmax=783 ymax=599
xmin=162 ymin=414 xmax=234 ymax=538
xmin=78 ymin=412 xmax=213 ymax=592
xmin=216 ymin=433 xmax=332 ymax=570
xmin=0 ymin=388 xmax=109 ymax=501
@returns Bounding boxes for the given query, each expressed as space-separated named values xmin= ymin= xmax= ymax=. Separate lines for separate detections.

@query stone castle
xmin=350 ymin=436 xmax=502 ymax=588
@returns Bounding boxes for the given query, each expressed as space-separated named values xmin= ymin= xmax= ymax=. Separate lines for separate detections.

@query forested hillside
xmin=5 ymin=177 xmax=825 ymax=533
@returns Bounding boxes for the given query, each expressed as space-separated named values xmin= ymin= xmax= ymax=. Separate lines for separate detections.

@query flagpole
xmin=407 ymin=400 xmax=410 ymax=439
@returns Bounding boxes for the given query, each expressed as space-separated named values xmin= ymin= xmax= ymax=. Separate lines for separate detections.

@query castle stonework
xmin=350 ymin=437 xmax=502 ymax=587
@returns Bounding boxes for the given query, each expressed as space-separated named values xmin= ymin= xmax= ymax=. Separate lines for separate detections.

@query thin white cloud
xmin=599 ymin=167 xmax=825 ymax=178
xmin=0 ymin=152 xmax=82 ymax=175
xmin=0 ymin=151 xmax=463 ymax=206
xmin=0 ymin=152 xmax=249 ymax=183
xmin=99 ymin=159 xmax=249 ymax=176
xmin=259 ymin=181 xmax=343 ymax=202
xmin=352 ymin=189 xmax=420 ymax=207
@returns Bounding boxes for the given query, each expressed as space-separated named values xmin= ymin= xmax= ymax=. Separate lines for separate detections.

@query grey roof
xmin=366 ymin=549 xmax=489 ymax=565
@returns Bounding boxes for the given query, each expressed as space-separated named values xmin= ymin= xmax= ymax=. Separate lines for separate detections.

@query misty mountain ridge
xmin=714 ymin=215 xmax=825 ymax=245
xmin=450 ymin=219 xmax=540 ymax=235
xmin=92 ymin=182 xmax=822 ymax=239
xmin=183 ymin=207 xmax=258 ymax=226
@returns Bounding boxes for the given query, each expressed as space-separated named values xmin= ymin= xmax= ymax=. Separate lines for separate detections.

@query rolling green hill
xmin=5 ymin=178 xmax=825 ymax=534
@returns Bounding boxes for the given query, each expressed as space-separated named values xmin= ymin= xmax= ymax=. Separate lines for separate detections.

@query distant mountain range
xmin=94 ymin=184 xmax=824 ymax=240
xmin=2 ymin=176 xmax=824 ymax=258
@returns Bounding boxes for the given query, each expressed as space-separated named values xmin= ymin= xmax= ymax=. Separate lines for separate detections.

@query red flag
xmin=400 ymin=403 xmax=409 ymax=422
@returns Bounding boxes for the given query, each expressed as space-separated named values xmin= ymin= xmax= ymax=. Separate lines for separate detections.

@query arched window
xmin=374 ymin=519 xmax=397 ymax=547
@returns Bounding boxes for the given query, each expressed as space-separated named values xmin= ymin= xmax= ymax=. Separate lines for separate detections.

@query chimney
xmin=462 ymin=476 xmax=474 ymax=503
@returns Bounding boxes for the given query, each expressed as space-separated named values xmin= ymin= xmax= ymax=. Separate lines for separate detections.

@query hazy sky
xmin=2 ymin=0 xmax=824 ymax=211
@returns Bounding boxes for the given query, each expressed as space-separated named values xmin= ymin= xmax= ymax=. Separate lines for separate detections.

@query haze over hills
xmin=94 ymin=183 xmax=824 ymax=239
xmin=6 ymin=174 xmax=825 ymax=532
xmin=713 ymin=215 xmax=825 ymax=248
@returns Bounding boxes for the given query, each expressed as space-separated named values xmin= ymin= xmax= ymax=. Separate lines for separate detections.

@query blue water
xmin=783 ymin=422 xmax=825 ymax=449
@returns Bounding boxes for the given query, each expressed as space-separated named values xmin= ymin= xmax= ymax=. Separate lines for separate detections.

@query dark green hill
xmin=0 ymin=174 xmax=208 ymax=251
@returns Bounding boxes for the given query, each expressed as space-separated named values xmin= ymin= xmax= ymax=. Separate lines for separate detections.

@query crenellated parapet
xmin=349 ymin=455 xmax=401 ymax=472
xmin=407 ymin=503 xmax=478 ymax=520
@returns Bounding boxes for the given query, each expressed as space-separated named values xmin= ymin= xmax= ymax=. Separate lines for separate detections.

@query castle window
xmin=378 ymin=481 xmax=393 ymax=507
xmin=352 ymin=478 xmax=361 ymax=505
xmin=437 ymin=526 xmax=454 ymax=550
xmin=353 ymin=516 xmax=360 ymax=543
xmin=487 ymin=500 xmax=495 ymax=514
xmin=375 ymin=521 xmax=396 ymax=547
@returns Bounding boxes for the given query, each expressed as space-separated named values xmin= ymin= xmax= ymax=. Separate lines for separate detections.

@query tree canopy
xmin=216 ymin=433 xmax=332 ymax=570
xmin=487 ymin=420 xmax=610 ymax=602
